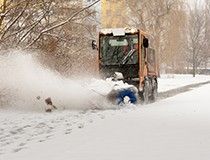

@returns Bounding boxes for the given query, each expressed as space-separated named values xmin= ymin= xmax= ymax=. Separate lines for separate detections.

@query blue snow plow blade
xmin=116 ymin=88 xmax=137 ymax=105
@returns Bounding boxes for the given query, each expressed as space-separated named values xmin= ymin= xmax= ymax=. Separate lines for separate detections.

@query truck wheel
xmin=143 ymin=80 xmax=150 ymax=104
xmin=151 ymin=82 xmax=158 ymax=102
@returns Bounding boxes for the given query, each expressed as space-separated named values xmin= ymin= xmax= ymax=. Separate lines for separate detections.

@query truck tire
xmin=143 ymin=80 xmax=150 ymax=104
xmin=150 ymin=82 xmax=158 ymax=102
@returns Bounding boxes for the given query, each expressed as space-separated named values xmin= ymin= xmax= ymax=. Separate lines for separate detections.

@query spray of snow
xmin=0 ymin=50 xmax=114 ymax=111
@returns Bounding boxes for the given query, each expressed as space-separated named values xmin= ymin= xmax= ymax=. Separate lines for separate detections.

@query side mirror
xmin=143 ymin=38 xmax=149 ymax=48
xmin=92 ymin=40 xmax=97 ymax=50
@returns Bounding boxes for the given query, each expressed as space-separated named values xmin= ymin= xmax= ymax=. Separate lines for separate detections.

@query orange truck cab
xmin=92 ymin=27 xmax=158 ymax=103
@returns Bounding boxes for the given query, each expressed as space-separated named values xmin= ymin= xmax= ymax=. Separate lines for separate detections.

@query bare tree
xmin=203 ymin=0 xmax=210 ymax=70
xmin=0 ymin=0 xmax=99 ymax=48
xmin=187 ymin=1 xmax=207 ymax=77
xmin=163 ymin=1 xmax=188 ymax=73
xmin=0 ymin=0 xmax=100 ymax=75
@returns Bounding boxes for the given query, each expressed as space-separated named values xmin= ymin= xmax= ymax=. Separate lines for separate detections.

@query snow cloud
xmin=0 ymin=50 xmax=108 ymax=111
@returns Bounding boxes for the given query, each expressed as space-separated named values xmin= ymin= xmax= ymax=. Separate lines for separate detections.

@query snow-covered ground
xmin=1 ymin=52 xmax=210 ymax=160
xmin=158 ymin=74 xmax=210 ymax=92
xmin=1 ymin=77 xmax=210 ymax=160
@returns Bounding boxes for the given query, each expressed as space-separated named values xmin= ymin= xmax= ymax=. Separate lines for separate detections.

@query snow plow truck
xmin=92 ymin=28 xmax=158 ymax=104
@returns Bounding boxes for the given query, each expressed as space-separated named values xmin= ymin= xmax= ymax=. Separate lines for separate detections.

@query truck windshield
xmin=100 ymin=34 xmax=139 ymax=65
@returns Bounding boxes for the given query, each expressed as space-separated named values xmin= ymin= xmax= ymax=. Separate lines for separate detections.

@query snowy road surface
xmin=1 ymin=81 xmax=210 ymax=160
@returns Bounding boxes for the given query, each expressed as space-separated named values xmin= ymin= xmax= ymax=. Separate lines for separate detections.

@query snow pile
xmin=87 ymin=78 xmax=137 ymax=96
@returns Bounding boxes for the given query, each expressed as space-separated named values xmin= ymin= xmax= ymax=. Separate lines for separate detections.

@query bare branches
xmin=0 ymin=0 xmax=99 ymax=49
xmin=1 ymin=0 xmax=30 ymax=39
xmin=187 ymin=3 xmax=208 ymax=76
xmin=26 ymin=0 xmax=100 ymax=48
xmin=0 ymin=0 xmax=99 ymax=75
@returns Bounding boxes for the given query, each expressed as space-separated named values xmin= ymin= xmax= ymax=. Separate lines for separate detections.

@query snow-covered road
xmin=1 ymin=80 xmax=210 ymax=160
